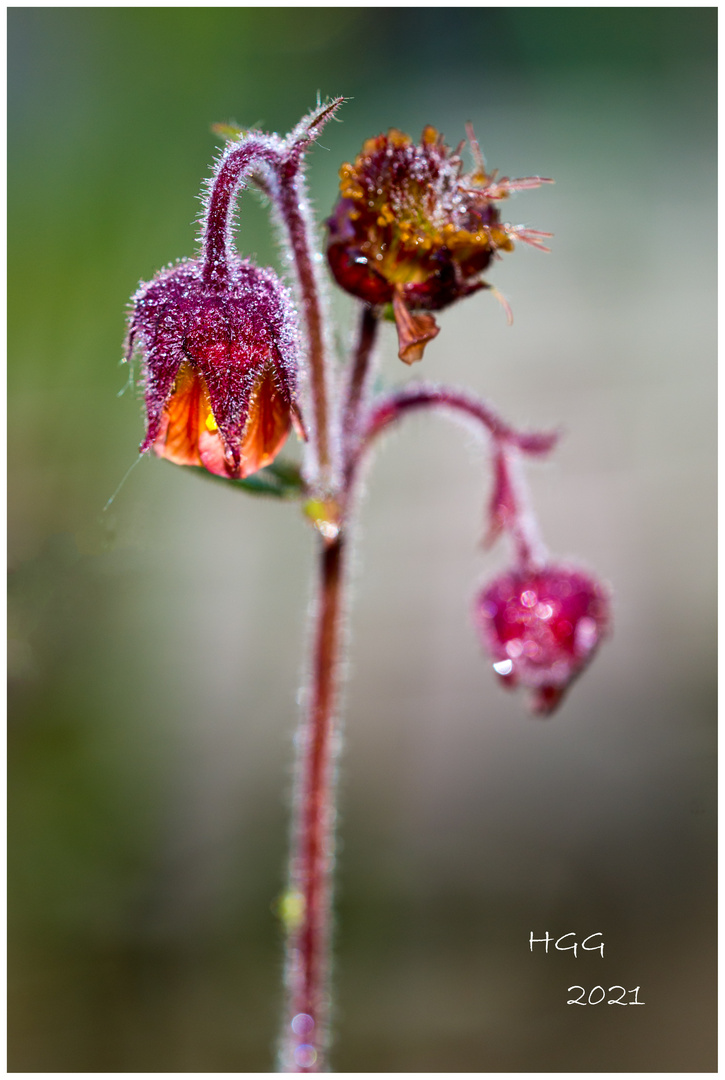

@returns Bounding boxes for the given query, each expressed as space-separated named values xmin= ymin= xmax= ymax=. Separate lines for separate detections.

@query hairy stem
xmin=276 ymin=170 xmax=333 ymax=482
xmin=202 ymin=138 xmax=280 ymax=290
xmin=491 ymin=443 xmax=549 ymax=571
xmin=280 ymin=534 xmax=346 ymax=1072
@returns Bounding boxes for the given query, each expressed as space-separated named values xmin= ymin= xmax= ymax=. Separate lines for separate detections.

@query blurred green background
xmin=9 ymin=7 xmax=716 ymax=1072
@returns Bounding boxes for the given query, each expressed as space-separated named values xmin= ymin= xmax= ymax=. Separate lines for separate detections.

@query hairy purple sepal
xmin=127 ymin=256 xmax=300 ymax=473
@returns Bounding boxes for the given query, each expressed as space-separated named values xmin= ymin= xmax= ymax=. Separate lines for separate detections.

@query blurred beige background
xmin=9 ymin=8 xmax=715 ymax=1071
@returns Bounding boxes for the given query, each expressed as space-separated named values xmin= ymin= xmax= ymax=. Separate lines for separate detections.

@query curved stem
xmin=202 ymin=137 xmax=280 ymax=289
xmin=360 ymin=382 xmax=559 ymax=459
xmin=280 ymin=534 xmax=346 ymax=1072
xmin=353 ymin=381 xmax=555 ymax=570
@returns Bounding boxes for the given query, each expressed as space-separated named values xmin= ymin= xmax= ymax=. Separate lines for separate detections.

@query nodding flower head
xmin=473 ymin=565 xmax=611 ymax=715
xmin=126 ymin=258 xmax=301 ymax=479
xmin=326 ymin=125 xmax=551 ymax=363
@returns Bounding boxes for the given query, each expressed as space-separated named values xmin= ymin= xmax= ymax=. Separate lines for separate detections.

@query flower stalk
xmin=202 ymin=138 xmax=280 ymax=290
xmin=274 ymin=174 xmax=335 ymax=484
xmin=343 ymin=307 xmax=379 ymax=447
xmin=279 ymin=534 xmax=346 ymax=1072
xmin=359 ymin=381 xmax=559 ymax=458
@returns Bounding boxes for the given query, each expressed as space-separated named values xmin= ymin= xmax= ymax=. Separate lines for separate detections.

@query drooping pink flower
xmin=126 ymin=258 xmax=301 ymax=479
xmin=473 ymin=565 xmax=611 ymax=714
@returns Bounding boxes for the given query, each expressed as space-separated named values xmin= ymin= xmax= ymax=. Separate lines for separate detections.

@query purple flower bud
xmin=127 ymin=257 xmax=301 ymax=478
xmin=473 ymin=565 xmax=611 ymax=714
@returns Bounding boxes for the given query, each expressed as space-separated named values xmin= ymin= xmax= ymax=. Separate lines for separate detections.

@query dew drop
xmin=575 ymin=616 xmax=598 ymax=654
xmin=291 ymin=1013 xmax=315 ymax=1036
xmin=317 ymin=520 xmax=339 ymax=541
xmin=294 ymin=1044 xmax=317 ymax=1068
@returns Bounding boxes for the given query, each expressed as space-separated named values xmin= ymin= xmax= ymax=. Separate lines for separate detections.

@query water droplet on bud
xmin=493 ymin=659 xmax=514 ymax=675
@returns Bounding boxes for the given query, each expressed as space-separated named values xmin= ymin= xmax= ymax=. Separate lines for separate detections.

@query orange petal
xmin=153 ymin=362 xmax=227 ymax=472
xmin=236 ymin=367 xmax=292 ymax=478
xmin=392 ymin=289 xmax=440 ymax=364
xmin=154 ymin=362 xmax=293 ymax=480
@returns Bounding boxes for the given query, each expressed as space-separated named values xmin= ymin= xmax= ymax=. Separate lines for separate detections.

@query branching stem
xmin=353 ymin=380 xmax=555 ymax=573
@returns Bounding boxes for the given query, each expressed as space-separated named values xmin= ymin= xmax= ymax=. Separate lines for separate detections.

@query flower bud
xmin=326 ymin=126 xmax=550 ymax=363
xmin=127 ymin=258 xmax=301 ymax=479
xmin=473 ymin=565 xmax=611 ymax=714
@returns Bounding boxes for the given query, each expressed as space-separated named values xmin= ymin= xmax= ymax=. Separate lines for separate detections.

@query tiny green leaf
xmin=193 ymin=459 xmax=305 ymax=499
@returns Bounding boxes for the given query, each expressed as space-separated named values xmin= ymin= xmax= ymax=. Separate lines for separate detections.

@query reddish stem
xmin=360 ymin=382 xmax=559 ymax=457
xmin=354 ymin=381 xmax=555 ymax=571
xmin=278 ymin=99 xmax=346 ymax=483
xmin=276 ymin=168 xmax=333 ymax=478
xmin=489 ymin=443 xmax=549 ymax=571
xmin=202 ymin=138 xmax=280 ymax=290
xmin=280 ymin=534 xmax=346 ymax=1072
xmin=343 ymin=305 xmax=379 ymax=478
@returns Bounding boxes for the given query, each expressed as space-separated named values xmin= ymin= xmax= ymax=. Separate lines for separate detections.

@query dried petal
xmin=392 ymin=289 xmax=440 ymax=364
